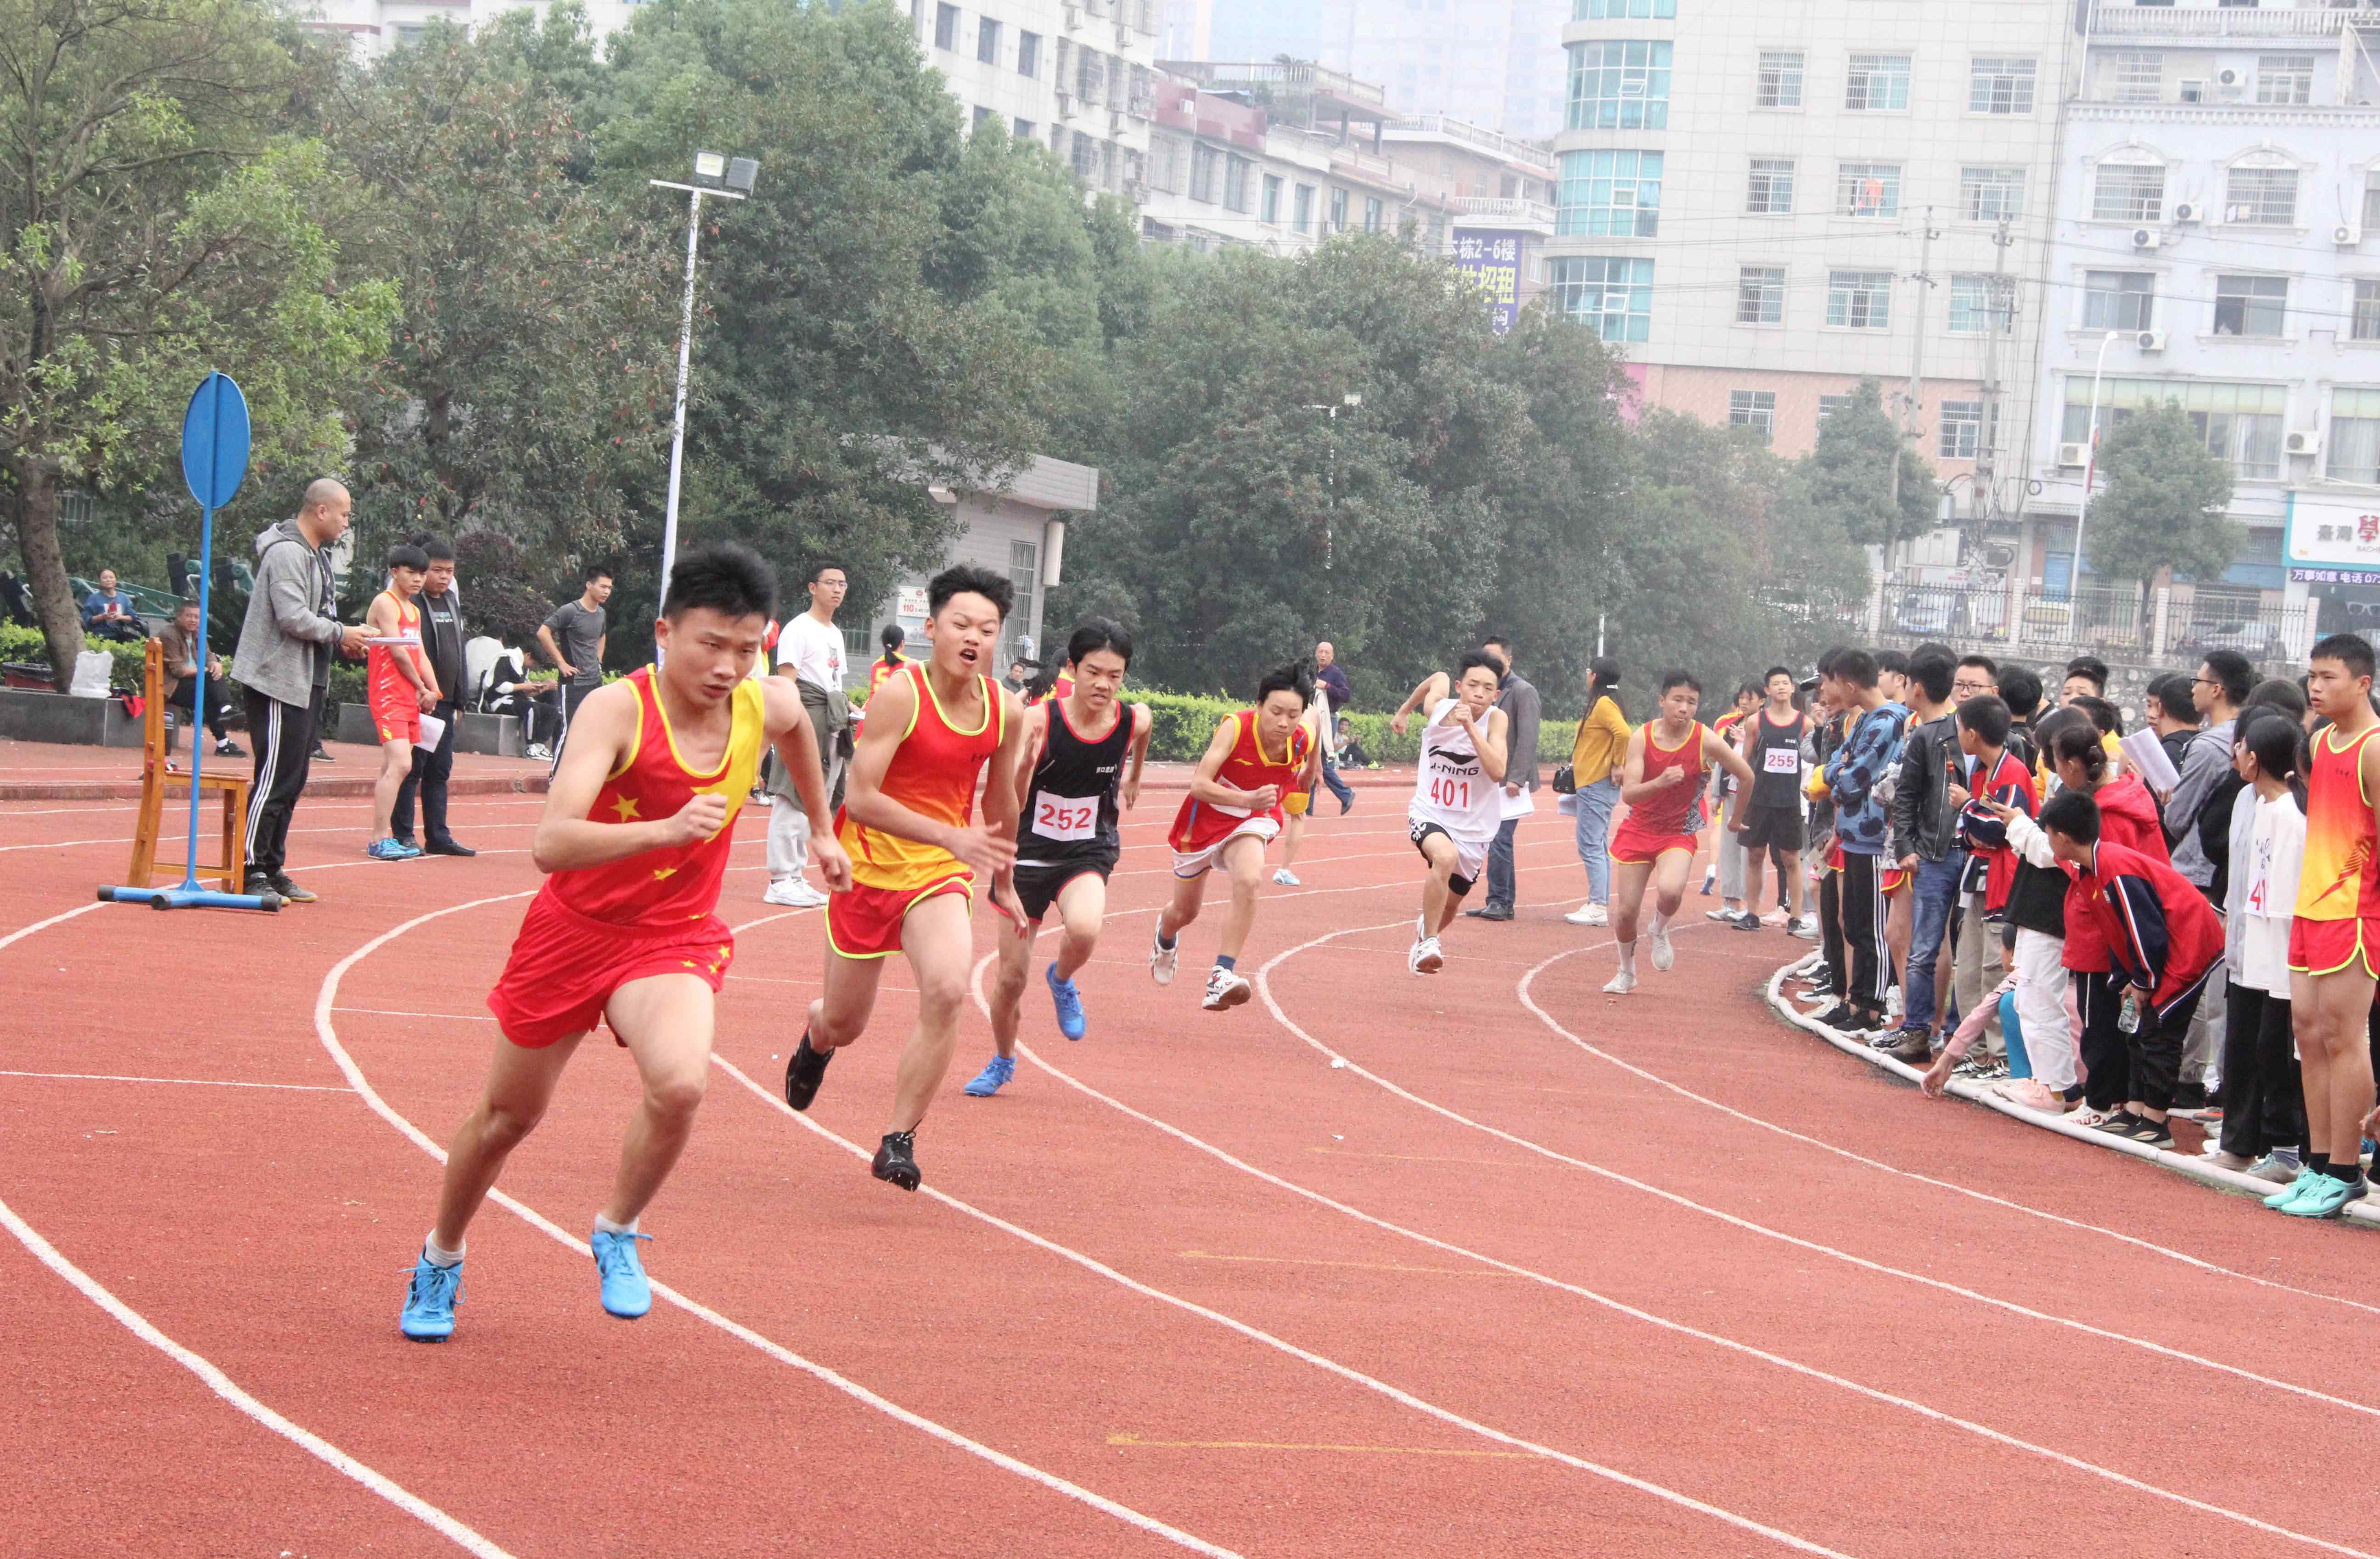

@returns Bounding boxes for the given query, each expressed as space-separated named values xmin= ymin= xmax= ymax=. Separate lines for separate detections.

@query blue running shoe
xmin=367 ymin=836 xmax=420 ymax=861
xmin=400 ymin=1250 xmax=463 ymax=1341
xmin=963 ymin=1055 xmax=1015 ymax=1097
xmin=1046 ymin=961 xmax=1088 ymax=1041
xmin=590 ymin=1226 xmax=653 ymax=1318
xmin=2282 ymin=1174 xmax=2368 ymax=1220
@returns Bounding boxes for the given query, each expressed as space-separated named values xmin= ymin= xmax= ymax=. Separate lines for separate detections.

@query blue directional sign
xmin=180 ymin=372 xmax=252 ymax=510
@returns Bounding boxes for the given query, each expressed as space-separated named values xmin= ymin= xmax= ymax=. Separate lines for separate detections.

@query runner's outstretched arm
xmin=529 ymin=684 xmax=720 ymax=871
xmin=1391 ymin=672 xmax=1452 ymax=736
xmin=1010 ymin=703 xmax=1050 ymax=801
xmin=1187 ymin=718 xmax=1278 ymax=811
xmin=762 ymin=677 xmax=850 ymax=891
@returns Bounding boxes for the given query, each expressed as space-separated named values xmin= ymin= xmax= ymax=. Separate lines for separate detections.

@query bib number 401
xmin=1428 ymin=776 xmax=1471 ymax=809
xmin=1033 ymin=795 xmax=1100 ymax=841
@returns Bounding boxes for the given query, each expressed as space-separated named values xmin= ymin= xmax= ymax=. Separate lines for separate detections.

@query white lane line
xmin=334 ymin=1008 xmax=498 ymax=1023
xmin=1515 ymin=944 xmax=2380 ymax=1320
xmin=707 ymin=1054 xmax=1861 ymax=1559
xmin=0 ymin=900 xmax=104 ymax=952
xmin=946 ymin=938 xmax=2380 ymax=1559
xmin=314 ymin=894 xmax=1243 ymax=1559
xmin=1253 ymin=924 xmax=2380 ymax=1428
xmin=0 ymin=1193 xmax=517 ymax=1556
xmin=0 ymin=1069 xmax=352 ymax=1093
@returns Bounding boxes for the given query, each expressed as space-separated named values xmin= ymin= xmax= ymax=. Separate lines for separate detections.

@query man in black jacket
xmin=1466 ymin=636 xmax=1540 ymax=922
xmin=1883 ymin=649 xmax=1962 ymax=1061
xmin=392 ymin=535 xmax=476 ymax=857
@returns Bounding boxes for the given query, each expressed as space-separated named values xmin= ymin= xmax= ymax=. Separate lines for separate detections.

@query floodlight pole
xmin=650 ymin=172 xmax=749 ymax=602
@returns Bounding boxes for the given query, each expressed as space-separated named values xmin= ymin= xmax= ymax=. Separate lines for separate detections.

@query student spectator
xmin=1997 ymin=664 xmax=2043 ymax=774
xmin=537 ymin=564 xmax=611 ymax=766
xmin=1311 ymin=641 xmax=1357 ymax=816
xmin=80 ymin=569 xmax=145 ymax=643
xmin=867 ymin=623 xmax=909 ymax=694
xmin=1948 ymin=694 xmax=2034 ymax=1079
xmin=1708 ymin=681 xmax=1763 ymax=929
xmin=1564 ymin=657 xmax=1629 ymax=928
xmin=1335 ymin=717 xmax=1375 ymax=768
xmin=764 ymin=560 xmax=849 ymax=908
xmin=1819 ymin=649 xmax=1908 ymax=1035
xmin=1884 ymin=649 xmax=1964 ymax=1062
xmin=155 ymin=600 xmax=243 ymax=758
xmin=1464 ymin=637 xmax=1539 ymax=923
xmin=2144 ymin=676 xmax=2201 ymax=788
xmin=2209 ymin=711 xmax=2307 ymax=1180
xmin=2061 ymin=655 xmax=2110 ymax=707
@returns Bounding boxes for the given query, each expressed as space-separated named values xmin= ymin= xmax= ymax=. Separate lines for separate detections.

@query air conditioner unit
xmin=2057 ymin=442 xmax=2090 ymax=469
xmin=1055 ymin=90 xmax=1076 ymax=118
xmin=2137 ymin=329 xmax=2167 ymax=351
xmin=2132 ymin=228 xmax=2161 ymax=250
xmin=2338 ymin=223 xmax=2362 ymax=246
xmin=2172 ymin=202 xmax=2197 ymax=223
xmin=2217 ymin=67 xmax=2241 ymax=87
xmin=2286 ymin=429 xmax=2323 ymax=457
xmin=2179 ymin=79 xmax=2206 ymax=102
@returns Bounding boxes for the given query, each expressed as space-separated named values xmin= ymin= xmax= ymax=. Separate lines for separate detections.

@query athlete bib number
xmin=1032 ymin=794 xmax=1100 ymax=842
xmin=1763 ymin=748 xmax=1801 ymax=775
xmin=1427 ymin=774 xmax=1472 ymax=811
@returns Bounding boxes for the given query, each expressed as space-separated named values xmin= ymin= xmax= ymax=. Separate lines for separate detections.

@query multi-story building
xmin=1546 ymin=0 xmax=2079 ymax=519
xmin=914 ymin=0 xmax=1160 ymax=196
xmin=2016 ymin=1 xmax=2380 ymax=650
xmin=1386 ymin=115 xmax=1558 ymax=320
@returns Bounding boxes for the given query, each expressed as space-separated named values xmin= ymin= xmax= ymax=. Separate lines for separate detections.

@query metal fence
xmin=1864 ymin=582 xmax=2314 ymax=669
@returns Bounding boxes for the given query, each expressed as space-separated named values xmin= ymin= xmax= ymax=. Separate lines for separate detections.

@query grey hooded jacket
xmin=233 ymin=518 xmax=343 ymax=707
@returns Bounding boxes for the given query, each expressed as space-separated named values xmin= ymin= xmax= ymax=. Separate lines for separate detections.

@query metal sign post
xmin=101 ymin=371 xmax=278 ymax=911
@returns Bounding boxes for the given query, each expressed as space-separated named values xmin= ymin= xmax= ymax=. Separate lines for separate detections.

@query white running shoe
xmin=1203 ymin=966 xmax=1252 ymax=1011
xmin=1705 ymin=908 xmax=1734 ymax=922
xmin=763 ymin=878 xmax=829 ymax=908
xmin=1788 ymin=917 xmax=1820 ymax=941
xmin=1761 ymin=908 xmax=1790 ymax=927
xmin=1150 ymin=931 xmax=1179 ymax=986
xmin=1410 ymin=937 xmax=1444 ymax=975
xmin=1649 ymin=926 xmax=1675 ymax=971
xmin=1602 ymin=967 xmax=1637 ymax=994
xmin=1272 ymin=868 xmax=1301 ymax=887
xmin=1565 ymin=902 xmax=1609 ymax=926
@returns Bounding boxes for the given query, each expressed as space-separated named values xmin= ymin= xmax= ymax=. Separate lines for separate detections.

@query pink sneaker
xmin=1996 ymin=1079 xmax=2065 ymax=1114
xmin=1760 ymin=908 xmax=1790 ymax=927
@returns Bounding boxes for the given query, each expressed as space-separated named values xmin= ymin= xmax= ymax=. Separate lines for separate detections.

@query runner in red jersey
xmin=1151 ymin=662 xmax=1318 ymax=1012
xmin=399 ymin=545 xmax=847 ymax=1341
xmin=2280 ymin=633 xmax=2380 ymax=1216
xmin=782 ymin=564 xmax=1029 ymax=1193
xmin=1604 ymin=670 xmax=1755 ymax=994
xmin=363 ymin=543 xmax=440 ymax=861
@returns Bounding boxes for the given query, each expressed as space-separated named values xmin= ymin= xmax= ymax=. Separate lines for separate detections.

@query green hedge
xmin=0 ymin=622 xmax=155 ymax=693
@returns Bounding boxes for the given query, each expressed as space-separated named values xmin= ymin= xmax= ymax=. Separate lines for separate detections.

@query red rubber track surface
xmin=7 ymin=782 xmax=2380 ymax=1559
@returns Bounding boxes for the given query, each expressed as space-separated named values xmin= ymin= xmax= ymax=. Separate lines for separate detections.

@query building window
xmin=1836 ymin=163 xmax=1900 ymax=218
xmin=2105 ymin=51 xmax=2162 ymax=103
xmin=1746 ymin=158 xmax=1793 ymax=215
xmin=1826 ymin=269 xmax=1892 ymax=329
xmin=1224 ymin=154 xmax=1253 ymax=213
xmin=1947 ymin=274 xmax=2006 ymax=334
xmin=2256 ymin=53 xmax=2313 ymax=106
xmin=1818 ymin=394 xmax=1850 ymax=424
xmin=1729 ymin=390 xmax=1777 ymax=444
xmin=2213 ymin=274 xmax=2287 ymax=336
xmin=1330 ymin=188 xmax=1348 ymax=231
xmin=1577 ymin=0 xmax=1674 ymax=14
xmin=1968 ymin=57 xmax=2035 ymax=114
xmin=1364 ymin=195 xmax=1384 ymax=233
xmin=2331 ymin=387 xmax=2380 ymax=483
xmin=1077 ymin=47 xmax=1105 ymax=104
xmin=1071 ymin=132 xmax=1099 ymax=182
xmin=1844 ymin=54 xmax=1910 ymax=112
xmin=1014 ymin=117 xmax=1035 ymax=139
xmin=2353 ymin=280 xmax=2380 ymax=341
xmin=934 ymin=3 xmax=957 ymax=50
xmin=1550 ymin=256 xmax=1654 ymax=342
xmin=1736 ymin=265 xmax=1784 ymax=324
xmin=1190 ymin=144 xmax=1218 ymax=203
xmin=1005 ymin=540 xmax=1038 ymax=657
xmin=1147 ymin=135 xmax=1183 ymax=194
xmin=1938 ymin=400 xmax=1983 ymax=459
xmin=1958 ymin=167 xmax=2023 ymax=224
xmin=1756 ymin=50 xmax=1803 ymax=108
xmin=2091 ymin=162 xmax=2164 ymax=223
xmin=972 ymin=105 xmax=996 ymax=130
xmin=1558 ymin=149 xmax=1663 ymax=237
xmin=1293 ymin=184 xmax=1314 ymax=233
xmin=1262 ymin=174 xmax=1283 ymax=224
xmin=977 ymin=17 xmax=1000 ymax=62
xmin=2061 ymin=379 xmax=2285 ymax=479
xmin=2083 ymin=270 xmax=2155 ymax=331
xmin=2367 ymin=172 xmax=2380 ymax=231
xmin=2224 ymin=165 xmax=2297 ymax=226
xmin=1566 ymin=40 xmax=1672 ymax=130
xmin=1017 ymin=29 xmax=1039 ymax=75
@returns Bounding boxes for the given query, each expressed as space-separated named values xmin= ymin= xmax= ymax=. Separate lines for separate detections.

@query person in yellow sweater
xmin=1564 ymin=657 xmax=1632 ymax=926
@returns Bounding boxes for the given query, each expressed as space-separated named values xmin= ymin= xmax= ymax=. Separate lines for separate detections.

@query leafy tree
xmin=2085 ymin=399 xmax=2237 ymax=590
xmin=1802 ymin=376 xmax=1935 ymax=550
xmin=0 ymin=0 xmax=396 ymax=688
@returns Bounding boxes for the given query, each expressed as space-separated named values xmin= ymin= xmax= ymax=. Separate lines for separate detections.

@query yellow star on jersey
xmin=652 ymin=865 xmax=678 ymax=880
xmin=610 ymin=795 xmax=641 ymax=822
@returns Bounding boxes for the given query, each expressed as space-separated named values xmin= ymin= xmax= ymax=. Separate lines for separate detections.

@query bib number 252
xmin=1033 ymin=796 xmax=1100 ymax=842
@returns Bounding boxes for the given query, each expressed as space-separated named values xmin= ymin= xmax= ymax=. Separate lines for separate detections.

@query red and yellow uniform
xmin=1168 ymin=710 xmax=1310 ymax=878
xmin=867 ymin=654 xmax=910 ymax=696
xmin=829 ymin=662 xmax=1007 ymax=959
xmin=488 ymin=669 xmax=765 ymax=1047
xmin=1610 ymin=721 xmax=1709 ymax=865
xmin=2290 ymin=723 xmax=2380 ymax=976
xmin=366 ymin=590 xmax=429 ymax=744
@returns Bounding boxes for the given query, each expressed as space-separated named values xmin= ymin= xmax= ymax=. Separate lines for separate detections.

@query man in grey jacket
xmin=2167 ymin=649 xmax=2250 ymax=1105
xmin=1467 ymin=636 xmax=1540 ymax=922
xmin=233 ymin=479 xmax=368 ymax=901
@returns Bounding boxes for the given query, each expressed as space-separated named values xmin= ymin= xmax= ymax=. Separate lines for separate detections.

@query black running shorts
xmin=1012 ymin=856 xmax=1116 ymax=922
xmin=1739 ymin=805 xmax=1803 ymax=853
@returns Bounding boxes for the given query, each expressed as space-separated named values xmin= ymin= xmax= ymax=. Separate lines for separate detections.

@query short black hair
xmin=1877 ymin=648 xmax=1910 ymax=679
xmin=175 ymin=597 xmax=200 ymax=613
xmin=386 ymin=542 xmax=430 ymax=572
xmin=2143 ymin=674 xmax=2189 ymax=722
xmin=2064 ymin=655 xmax=2109 ymax=692
xmin=1908 ymin=650 xmax=1954 ymax=705
xmin=807 ymin=560 xmax=847 ymax=585
xmin=1455 ymin=650 xmax=1504 ymax=682
xmin=1997 ymin=665 xmax=2042 ymax=719
xmin=927 ymin=563 xmax=1013 ymax=622
xmin=1066 ymin=617 xmax=1134 ymax=668
xmin=412 ymin=533 xmax=455 ymax=563
xmin=1481 ymin=634 xmax=1511 ymax=654
xmin=2039 ymin=788 xmax=2101 ymax=844
xmin=2244 ymin=676 xmax=2308 ymax=721
xmin=584 ymin=562 xmax=613 ymax=585
xmin=1660 ymin=668 xmax=1701 ymax=695
xmin=2311 ymin=632 xmax=2376 ymax=681
xmin=662 ymin=541 xmax=775 ymax=622
xmin=2071 ymin=693 xmax=2122 ymax=736
xmin=1957 ymin=695 xmax=2011 ymax=747
xmin=1764 ymin=665 xmax=1793 ymax=684
xmin=2201 ymin=649 xmax=2254 ymax=706
xmin=1958 ymin=653 xmax=1998 ymax=675
xmin=1257 ymin=661 xmax=1314 ymax=709
xmin=1913 ymin=642 xmax=1955 ymax=664
xmin=1815 ymin=645 xmax=1847 ymax=678
xmin=1832 ymin=649 xmax=1878 ymax=690
xmin=2047 ymin=720 xmax=2109 ymax=783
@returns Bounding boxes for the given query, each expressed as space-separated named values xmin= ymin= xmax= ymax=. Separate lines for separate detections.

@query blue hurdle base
xmin=98 ymin=884 xmax=281 ymax=912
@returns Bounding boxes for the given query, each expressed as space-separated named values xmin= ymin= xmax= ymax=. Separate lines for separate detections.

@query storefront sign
xmin=2285 ymin=492 xmax=2380 ymax=574
xmin=1452 ymin=230 xmax=1524 ymax=335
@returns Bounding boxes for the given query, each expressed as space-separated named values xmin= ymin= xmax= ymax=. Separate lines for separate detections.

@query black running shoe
xmin=783 ymin=1032 xmax=833 ymax=1112
xmin=872 ymin=1130 xmax=921 ymax=1191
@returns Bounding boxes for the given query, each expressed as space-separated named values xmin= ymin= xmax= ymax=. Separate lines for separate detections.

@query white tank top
xmin=1409 ymin=699 xmax=1500 ymax=843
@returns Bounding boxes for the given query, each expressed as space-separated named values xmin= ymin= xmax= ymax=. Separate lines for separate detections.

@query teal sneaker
xmin=1046 ymin=961 xmax=1088 ymax=1041
xmin=400 ymin=1250 xmax=463 ymax=1341
xmin=366 ymin=836 xmax=419 ymax=861
xmin=2281 ymin=1174 xmax=2368 ymax=1220
xmin=590 ymin=1227 xmax=653 ymax=1318
xmin=963 ymin=1055 xmax=1015 ymax=1097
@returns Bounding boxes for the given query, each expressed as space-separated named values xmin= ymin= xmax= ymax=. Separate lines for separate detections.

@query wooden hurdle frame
xmin=125 ymin=638 xmax=250 ymax=893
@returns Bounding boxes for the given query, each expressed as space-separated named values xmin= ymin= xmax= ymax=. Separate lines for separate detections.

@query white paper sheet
xmin=415 ymin=712 xmax=446 ymax=753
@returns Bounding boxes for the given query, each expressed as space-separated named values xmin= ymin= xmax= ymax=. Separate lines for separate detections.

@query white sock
xmin=422 ymin=1235 xmax=464 ymax=1268
xmin=1616 ymin=940 xmax=1637 ymax=974
xmin=1651 ymin=911 xmax=1672 ymax=937
xmin=593 ymin=1213 xmax=637 ymax=1237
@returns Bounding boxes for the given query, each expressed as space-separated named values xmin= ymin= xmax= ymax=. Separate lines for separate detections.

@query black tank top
xmin=1746 ymin=708 xmax=1808 ymax=811
xmin=1015 ymin=698 xmax=1133 ymax=866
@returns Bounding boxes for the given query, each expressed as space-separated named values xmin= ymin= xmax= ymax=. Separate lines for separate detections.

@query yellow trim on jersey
xmin=649 ymin=671 xmax=750 ymax=782
xmin=1252 ymin=709 xmax=1297 ymax=767
xmin=606 ymin=686 xmax=643 ymax=782
xmin=915 ymin=661 xmax=993 ymax=738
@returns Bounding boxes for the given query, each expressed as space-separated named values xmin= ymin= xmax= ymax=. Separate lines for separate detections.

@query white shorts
xmin=1408 ymin=816 xmax=1490 ymax=888
xmin=1171 ymin=815 xmax=1281 ymax=879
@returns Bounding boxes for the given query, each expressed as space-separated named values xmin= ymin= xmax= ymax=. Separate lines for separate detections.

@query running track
xmin=6 ymin=786 xmax=2378 ymax=1558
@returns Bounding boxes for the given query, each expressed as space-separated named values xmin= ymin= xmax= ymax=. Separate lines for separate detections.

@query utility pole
xmin=1890 ymin=206 xmax=1942 ymax=525
xmin=1973 ymin=217 xmax=2015 ymax=530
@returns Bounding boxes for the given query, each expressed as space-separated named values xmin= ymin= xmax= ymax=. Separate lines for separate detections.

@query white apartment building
xmin=1546 ymin=0 xmax=2079 ymax=515
xmin=915 ymin=0 xmax=1160 ymax=195
xmin=2017 ymin=1 xmax=2380 ymax=643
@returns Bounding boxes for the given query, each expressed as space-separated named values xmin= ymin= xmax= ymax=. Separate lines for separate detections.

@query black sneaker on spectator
xmin=2090 ymin=1110 xmax=2144 ymax=1137
xmin=1821 ymin=1007 xmax=1866 ymax=1033
xmin=2123 ymin=1116 xmax=2175 ymax=1149
xmin=2170 ymin=1080 xmax=2209 ymax=1112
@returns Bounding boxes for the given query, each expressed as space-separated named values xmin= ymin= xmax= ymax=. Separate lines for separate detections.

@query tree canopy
xmin=2086 ymin=401 xmax=2238 ymax=592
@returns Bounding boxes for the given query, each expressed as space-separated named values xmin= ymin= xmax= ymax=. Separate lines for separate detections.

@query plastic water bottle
xmin=1700 ymin=864 xmax=1717 ymax=896
xmin=2118 ymin=993 xmax=2141 ymax=1035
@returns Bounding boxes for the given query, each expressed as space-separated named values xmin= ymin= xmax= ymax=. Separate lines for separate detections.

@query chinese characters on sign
xmin=2285 ymin=495 xmax=2380 ymax=575
xmin=1452 ymin=229 xmax=1525 ymax=335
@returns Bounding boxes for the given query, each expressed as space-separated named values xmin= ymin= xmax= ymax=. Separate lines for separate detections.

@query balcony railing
xmin=1451 ymin=195 xmax=1556 ymax=225
xmin=1867 ymin=580 xmax=2314 ymax=666
xmin=2087 ymin=4 xmax=2348 ymax=37
xmin=1328 ymin=142 xmax=1399 ymax=180
xmin=1157 ymin=60 xmax=1387 ymax=107
xmin=1384 ymin=115 xmax=1555 ymax=171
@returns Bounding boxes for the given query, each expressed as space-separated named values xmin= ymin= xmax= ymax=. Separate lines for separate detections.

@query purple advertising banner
xmin=1452 ymin=230 xmax=1525 ymax=335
